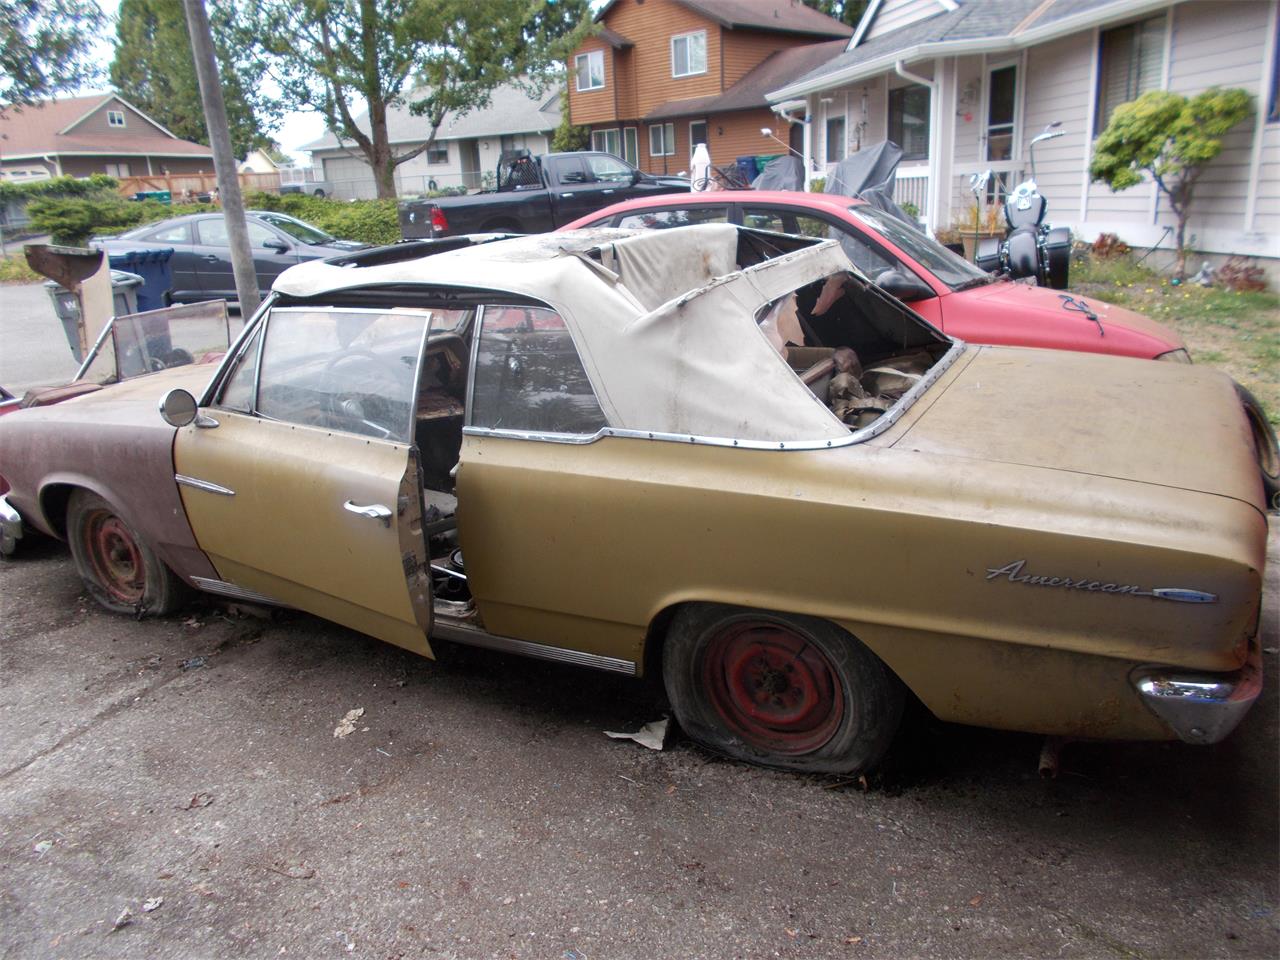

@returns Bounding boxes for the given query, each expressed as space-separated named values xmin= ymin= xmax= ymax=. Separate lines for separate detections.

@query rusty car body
xmin=0 ymin=225 xmax=1267 ymax=774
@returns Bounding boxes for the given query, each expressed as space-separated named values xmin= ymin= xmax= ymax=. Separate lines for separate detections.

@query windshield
xmin=256 ymin=212 xmax=335 ymax=245
xmin=849 ymin=206 xmax=993 ymax=290
xmin=78 ymin=301 xmax=238 ymax=384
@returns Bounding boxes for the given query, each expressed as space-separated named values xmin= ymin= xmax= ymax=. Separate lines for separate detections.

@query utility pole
xmin=182 ymin=0 xmax=260 ymax=314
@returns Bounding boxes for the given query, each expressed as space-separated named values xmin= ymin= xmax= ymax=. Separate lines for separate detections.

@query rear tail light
xmin=431 ymin=205 xmax=449 ymax=236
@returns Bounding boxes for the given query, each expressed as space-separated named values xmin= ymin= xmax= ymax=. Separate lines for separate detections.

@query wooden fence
xmin=116 ymin=171 xmax=282 ymax=199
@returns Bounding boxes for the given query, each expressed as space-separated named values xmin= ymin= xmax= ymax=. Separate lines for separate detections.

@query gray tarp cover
xmin=752 ymin=155 xmax=804 ymax=191
xmin=823 ymin=141 xmax=923 ymax=233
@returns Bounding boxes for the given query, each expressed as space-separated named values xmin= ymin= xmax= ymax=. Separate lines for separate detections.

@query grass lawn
xmin=1071 ymin=254 xmax=1279 ymax=424
xmin=0 ymin=254 xmax=41 ymax=284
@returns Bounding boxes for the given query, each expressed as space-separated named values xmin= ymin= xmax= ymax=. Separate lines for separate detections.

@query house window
xmin=576 ymin=50 xmax=605 ymax=92
xmin=649 ymin=122 xmax=676 ymax=157
xmin=1095 ymin=15 xmax=1166 ymax=134
xmin=888 ymin=84 xmax=930 ymax=161
xmin=592 ymin=128 xmax=622 ymax=157
xmin=107 ymin=110 xmax=125 ymax=127
xmin=671 ymin=31 xmax=707 ymax=78
xmin=426 ymin=141 xmax=448 ymax=164
xmin=623 ymin=127 xmax=639 ymax=165
xmin=690 ymin=120 xmax=708 ymax=150
xmin=825 ymin=116 xmax=845 ymax=163
xmin=986 ymin=64 xmax=1017 ymax=161
xmin=104 ymin=162 xmax=131 ymax=177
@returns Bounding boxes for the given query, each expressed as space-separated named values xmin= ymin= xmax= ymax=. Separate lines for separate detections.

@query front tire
xmin=66 ymin=490 xmax=187 ymax=616
xmin=663 ymin=604 xmax=903 ymax=774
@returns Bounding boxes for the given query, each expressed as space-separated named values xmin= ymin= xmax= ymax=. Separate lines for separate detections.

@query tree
xmin=551 ymin=86 xmax=589 ymax=153
xmin=1090 ymin=87 xmax=1253 ymax=278
xmin=231 ymin=0 xmax=590 ymax=199
xmin=802 ymin=0 xmax=870 ymax=28
xmin=0 ymin=0 xmax=105 ymax=106
xmin=110 ymin=0 xmax=268 ymax=158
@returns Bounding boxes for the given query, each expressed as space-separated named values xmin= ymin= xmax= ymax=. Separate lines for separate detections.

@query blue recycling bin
xmin=735 ymin=155 xmax=759 ymax=187
xmin=106 ymin=248 xmax=174 ymax=312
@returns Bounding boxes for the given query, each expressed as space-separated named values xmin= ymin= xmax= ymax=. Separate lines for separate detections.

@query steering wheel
xmin=322 ymin=349 xmax=410 ymax=439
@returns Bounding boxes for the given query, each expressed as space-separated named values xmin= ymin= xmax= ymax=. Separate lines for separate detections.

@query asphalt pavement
xmin=0 ymin=529 xmax=1276 ymax=960
xmin=0 ymin=283 xmax=81 ymax=393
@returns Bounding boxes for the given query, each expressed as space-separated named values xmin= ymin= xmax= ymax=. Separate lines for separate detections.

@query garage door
xmin=321 ymin=155 xmax=403 ymax=200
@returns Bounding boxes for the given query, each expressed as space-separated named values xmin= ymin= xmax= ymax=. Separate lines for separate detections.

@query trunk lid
xmin=896 ymin=346 xmax=1263 ymax=507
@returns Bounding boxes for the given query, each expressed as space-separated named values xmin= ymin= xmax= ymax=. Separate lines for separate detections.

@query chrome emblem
xmin=985 ymin=560 xmax=1217 ymax=603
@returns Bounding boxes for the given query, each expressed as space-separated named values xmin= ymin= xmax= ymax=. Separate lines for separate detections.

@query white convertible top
xmin=274 ymin=225 xmax=853 ymax=442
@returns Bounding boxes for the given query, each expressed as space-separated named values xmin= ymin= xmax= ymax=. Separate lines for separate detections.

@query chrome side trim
xmin=462 ymin=340 xmax=967 ymax=451
xmin=432 ymin=619 xmax=637 ymax=676
xmin=190 ymin=576 xmax=291 ymax=608
xmin=175 ymin=474 xmax=235 ymax=496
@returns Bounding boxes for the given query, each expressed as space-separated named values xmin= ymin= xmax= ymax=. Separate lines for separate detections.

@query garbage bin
xmin=735 ymin=155 xmax=759 ymax=187
xmin=107 ymin=247 xmax=174 ymax=312
xmin=755 ymin=154 xmax=781 ymax=175
xmin=45 ymin=270 xmax=143 ymax=363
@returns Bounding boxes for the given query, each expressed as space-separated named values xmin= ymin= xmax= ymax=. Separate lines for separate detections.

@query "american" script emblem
xmin=985 ymin=560 xmax=1217 ymax=603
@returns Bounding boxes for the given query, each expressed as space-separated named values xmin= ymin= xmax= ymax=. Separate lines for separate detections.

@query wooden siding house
xmin=767 ymin=0 xmax=1280 ymax=269
xmin=0 ymin=94 xmax=213 ymax=183
xmin=567 ymin=0 xmax=852 ymax=176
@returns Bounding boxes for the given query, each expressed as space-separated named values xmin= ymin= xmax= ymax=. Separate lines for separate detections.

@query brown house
xmin=567 ymin=0 xmax=851 ymax=177
xmin=0 ymin=94 xmax=214 ymax=183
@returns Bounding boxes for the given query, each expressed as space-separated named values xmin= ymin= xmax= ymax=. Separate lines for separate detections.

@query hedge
xmin=242 ymin=192 xmax=401 ymax=246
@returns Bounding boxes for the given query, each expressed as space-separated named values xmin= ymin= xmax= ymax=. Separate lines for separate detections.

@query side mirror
xmin=874 ymin=268 xmax=935 ymax=302
xmin=159 ymin=388 xmax=218 ymax=428
xmin=630 ymin=168 xmax=641 ymax=185
xmin=263 ymin=238 xmax=289 ymax=252
xmin=159 ymin=387 xmax=198 ymax=427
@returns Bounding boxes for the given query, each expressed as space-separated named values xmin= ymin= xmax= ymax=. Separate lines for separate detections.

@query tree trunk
xmin=366 ymin=99 xmax=397 ymax=199
xmin=1174 ymin=208 xmax=1188 ymax=279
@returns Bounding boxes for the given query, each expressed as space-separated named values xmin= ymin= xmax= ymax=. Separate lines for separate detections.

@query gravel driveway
xmin=0 ymin=527 xmax=1276 ymax=960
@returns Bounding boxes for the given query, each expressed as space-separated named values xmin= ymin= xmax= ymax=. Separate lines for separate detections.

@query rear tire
xmin=66 ymin=490 xmax=188 ymax=616
xmin=663 ymin=604 xmax=903 ymax=774
xmin=1236 ymin=383 xmax=1280 ymax=509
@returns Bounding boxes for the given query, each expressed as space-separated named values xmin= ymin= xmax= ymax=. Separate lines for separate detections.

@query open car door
xmin=172 ymin=305 xmax=434 ymax=656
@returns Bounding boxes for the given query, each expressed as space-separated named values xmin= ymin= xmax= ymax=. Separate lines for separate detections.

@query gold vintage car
xmin=0 ymin=225 xmax=1266 ymax=774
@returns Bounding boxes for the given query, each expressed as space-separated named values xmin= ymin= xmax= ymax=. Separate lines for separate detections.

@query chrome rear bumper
xmin=0 ymin=493 xmax=22 ymax=556
xmin=1133 ymin=639 xmax=1263 ymax=745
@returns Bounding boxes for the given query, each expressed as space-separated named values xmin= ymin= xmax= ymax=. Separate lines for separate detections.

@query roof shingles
xmin=0 ymin=94 xmax=212 ymax=159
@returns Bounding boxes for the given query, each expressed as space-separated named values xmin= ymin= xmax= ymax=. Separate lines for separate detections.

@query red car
xmin=562 ymin=191 xmax=1188 ymax=362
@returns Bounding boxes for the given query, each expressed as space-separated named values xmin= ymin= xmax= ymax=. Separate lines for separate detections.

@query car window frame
xmin=612 ymin=204 xmax=732 ymax=230
xmin=143 ymin=221 xmax=193 ymax=244
xmin=208 ymin=303 xmax=436 ymax=444
xmin=464 ymin=301 xmax=610 ymax=443
xmin=739 ymin=202 xmax=942 ymax=295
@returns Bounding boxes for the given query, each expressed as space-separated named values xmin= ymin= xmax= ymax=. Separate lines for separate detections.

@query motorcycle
xmin=975 ymin=123 xmax=1072 ymax=289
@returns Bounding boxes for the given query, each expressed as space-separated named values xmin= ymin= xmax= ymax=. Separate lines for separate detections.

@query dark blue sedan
xmin=96 ymin=212 xmax=370 ymax=304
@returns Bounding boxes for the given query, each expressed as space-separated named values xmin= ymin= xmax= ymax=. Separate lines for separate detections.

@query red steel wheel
xmin=664 ymin=605 xmax=904 ymax=774
xmin=82 ymin=509 xmax=147 ymax=606
xmin=701 ymin=619 xmax=844 ymax=755
xmin=66 ymin=490 xmax=188 ymax=616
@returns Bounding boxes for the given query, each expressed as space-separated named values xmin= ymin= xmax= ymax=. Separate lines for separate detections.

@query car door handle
xmin=343 ymin=500 xmax=392 ymax=526
xmin=201 ymin=254 xmax=219 ymax=262
xmin=603 ymin=189 xmax=615 ymax=194
xmin=560 ymin=193 xmax=574 ymax=198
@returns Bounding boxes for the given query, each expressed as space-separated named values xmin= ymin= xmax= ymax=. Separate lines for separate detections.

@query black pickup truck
xmin=399 ymin=151 xmax=688 ymax=238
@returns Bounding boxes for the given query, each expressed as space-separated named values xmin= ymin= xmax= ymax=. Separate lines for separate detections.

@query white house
xmin=768 ymin=0 xmax=1280 ymax=266
xmin=303 ymin=81 xmax=561 ymax=199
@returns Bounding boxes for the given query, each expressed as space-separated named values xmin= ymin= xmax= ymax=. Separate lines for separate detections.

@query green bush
xmin=26 ymin=196 xmax=148 ymax=245
xmin=243 ymin=192 xmax=401 ymax=245
xmin=0 ymin=173 xmax=119 ymax=203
